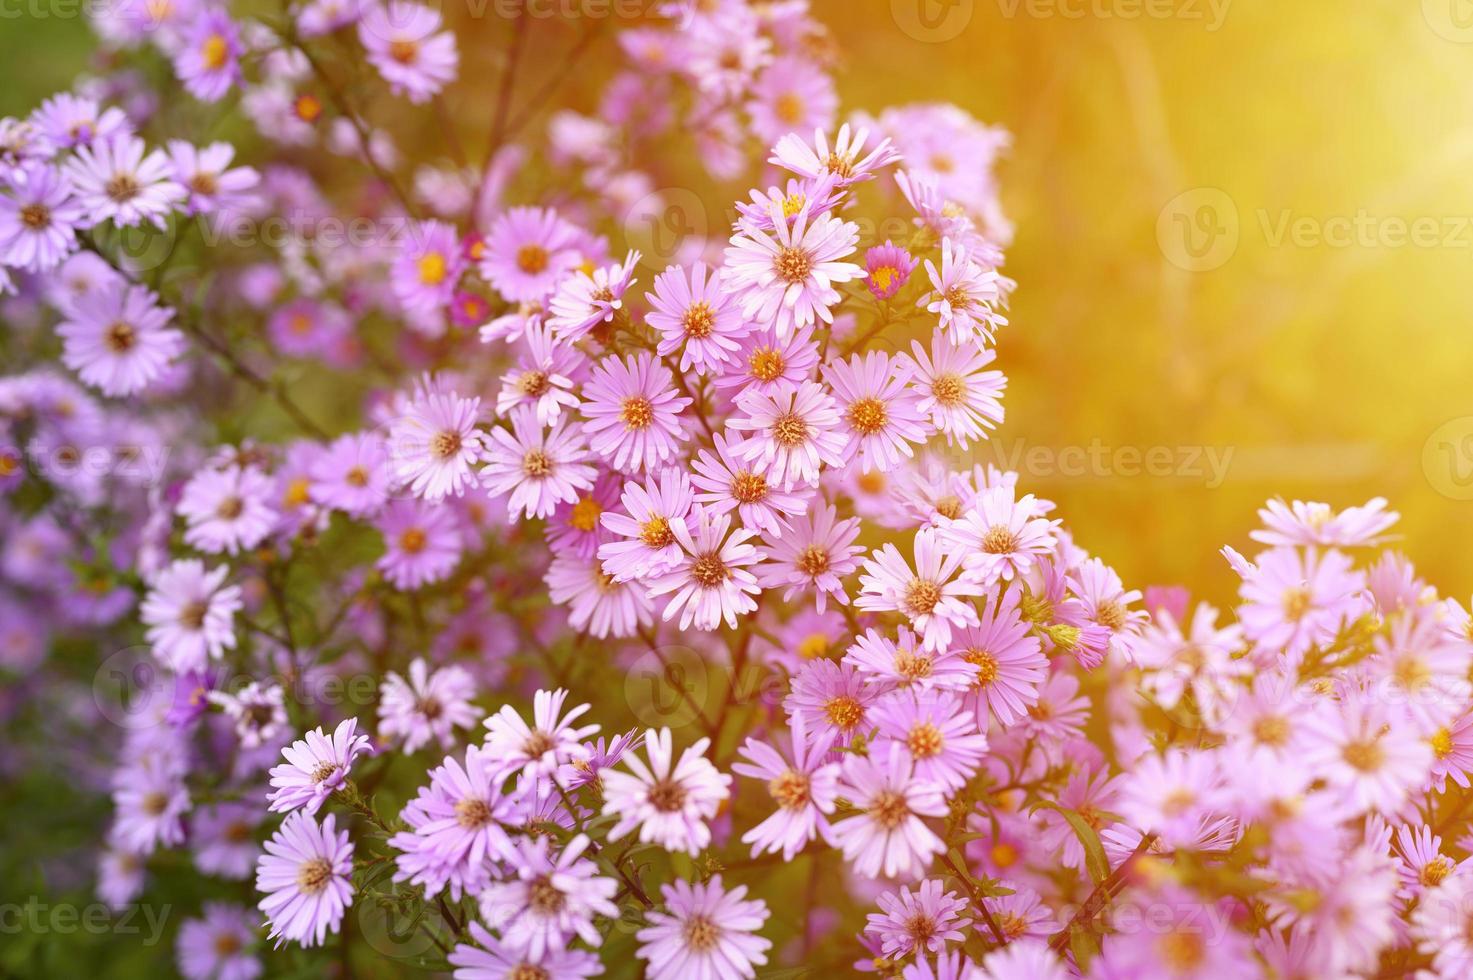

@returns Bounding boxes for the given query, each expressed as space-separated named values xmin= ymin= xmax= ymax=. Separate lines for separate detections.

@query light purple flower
xmin=267 ymin=717 xmax=373 ymax=816
xmin=602 ymin=727 xmax=731 ymax=856
xmin=141 ymin=558 xmax=242 ymax=672
xmin=731 ymin=715 xmax=841 ymax=860
xmin=378 ymin=658 xmax=481 ymax=753
xmin=636 ymin=876 xmax=772 ymax=980
xmin=256 ymin=810 xmax=355 ymax=948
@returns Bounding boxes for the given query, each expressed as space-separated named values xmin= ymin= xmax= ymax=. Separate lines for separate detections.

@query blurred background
xmin=4 ymin=0 xmax=1472 ymax=605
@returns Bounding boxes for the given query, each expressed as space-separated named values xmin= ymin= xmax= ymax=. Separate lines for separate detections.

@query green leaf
xmin=1032 ymin=802 xmax=1110 ymax=883
xmin=1069 ymin=925 xmax=1102 ymax=970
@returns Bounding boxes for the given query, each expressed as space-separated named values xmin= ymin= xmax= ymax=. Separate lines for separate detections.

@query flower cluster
xmin=1 ymin=2 xmax=1466 ymax=980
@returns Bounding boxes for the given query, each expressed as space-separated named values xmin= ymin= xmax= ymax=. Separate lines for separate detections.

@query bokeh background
xmin=4 ymin=1 xmax=1472 ymax=596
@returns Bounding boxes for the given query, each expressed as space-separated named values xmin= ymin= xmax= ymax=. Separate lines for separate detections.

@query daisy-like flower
xmin=1394 ymin=823 xmax=1464 ymax=900
xmin=309 ymin=432 xmax=393 ymax=518
xmin=824 ymin=350 xmax=932 ymax=473
xmin=598 ymin=466 xmax=693 ymax=583
xmin=378 ymin=658 xmax=480 ymax=754
xmin=785 ymin=658 xmax=881 ymax=746
xmin=548 ymin=250 xmax=640 ymax=342
xmin=374 ymin=498 xmax=463 ymax=590
xmin=855 ymin=527 xmax=982 ymax=652
xmin=0 ymin=163 xmax=86 ymax=272
xmin=476 ymin=834 xmax=618 ymax=961
xmin=602 ymin=727 xmax=731 ymax=856
xmin=649 ymin=261 xmax=750 ymax=375
xmin=479 ymin=206 xmax=582 ymax=303
xmin=724 ymin=201 xmax=863 ymax=338
xmin=865 ymin=879 xmax=970 ymax=960
xmin=178 ymin=464 xmax=278 ymax=555
xmin=941 ymin=485 xmax=1058 ymax=587
xmin=389 ymin=745 xmax=518 ymax=900
xmin=865 ymin=241 xmax=920 ymax=301
xmin=771 ymin=124 xmax=901 ymax=188
xmin=732 ymin=716 xmax=841 ymax=860
xmin=267 ymin=717 xmax=373 ymax=816
xmin=645 ymin=505 xmax=763 ymax=631
xmin=480 ymin=406 xmax=597 ymax=520
xmin=1250 ymin=496 xmax=1399 ymax=548
xmin=175 ymin=9 xmax=242 ymax=102
xmin=578 ymin=352 xmax=691 ymax=474
xmin=175 ymin=903 xmax=260 ymax=980
xmin=1300 ymin=697 xmax=1434 ymax=816
xmin=909 ymin=330 xmax=1005 ymax=448
xmin=166 ymin=140 xmax=259 ymax=216
xmin=358 ymin=1 xmax=458 ymax=104
xmin=755 ymin=502 xmax=861 ymax=612
xmin=112 ymin=757 xmax=190 ymax=855
xmin=496 ymin=319 xmax=584 ymax=426
xmin=746 ymin=55 xmax=837 ymax=146
xmin=1114 ymin=748 xmax=1230 ymax=848
xmin=691 ymin=432 xmax=811 ymax=538
xmin=483 ymin=687 xmax=599 ymax=782
xmin=140 ymin=558 xmax=242 ymax=672
xmin=1412 ymin=870 xmax=1473 ymax=977
xmin=636 ymin=876 xmax=772 ymax=980
xmin=209 ymin=681 xmax=288 ymax=750
xmin=1235 ymin=546 xmax=1367 ymax=662
xmin=29 ymin=93 xmax=129 ymax=155
xmin=713 ymin=326 xmax=821 ymax=395
xmin=832 ymin=743 xmax=946 ymax=879
xmin=729 ymin=380 xmax=847 ymax=488
xmin=920 ymin=237 xmax=1009 ymax=345
xmin=386 ymin=384 xmax=486 ymax=501
xmin=952 ymin=587 xmax=1047 ymax=726
xmin=256 ymin=811 xmax=355 ymax=948
xmin=64 ymin=133 xmax=186 ymax=228
xmin=191 ymin=802 xmax=261 ymax=880
xmin=449 ymin=922 xmax=604 ymax=980
xmin=57 ymin=280 xmax=186 ymax=397
xmin=392 ymin=219 xmax=464 ymax=318
xmin=871 ymin=690 xmax=988 ymax=792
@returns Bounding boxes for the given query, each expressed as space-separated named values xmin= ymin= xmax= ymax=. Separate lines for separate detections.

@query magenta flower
xmin=482 ymin=687 xmax=599 ymax=783
xmin=729 ymin=380 xmax=847 ymax=488
xmin=358 ymin=1 xmax=458 ymax=104
xmin=691 ymin=432 xmax=811 ymax=539
xmin=496 ymin=319 xmax=584 ymax=426
xmin=477 ymin=834 xmax=618 ymax=961
xmin=636 ymin=876 xmax=772 ymax=980
xmin=267 ymin=717 xmax=373 ymax=816
xmin=309 ymin=432 xmax=393 ymax=518
xmin=771 ymin=124 xmax=901 ymax=188
xmin=166 ymin=140 xmax=259 ymax=216
xmin=392 ymin=219 xmax=464 ymax=320
xmin=480 ymin=406 xmax=597 ymax=521
xmin=548 ymin=250 xmax=640 ymax=342
xmin=755 ymin=501 xmax=861 ymax=613
xmin=578 ymin=352 xmax=691 ymax=475
xmin=175 ymin=902 xmax=260 ymax=980
xmin=57 ymin=280 xmax=185 ymax=397
xmin=909 ymin=329 xmax=1005 ymax=448
xmin=175 ymin=9 xmax=242 ymax=102
xmin=386 ymin=382 xmax=487 ymax=502
xmin=378 ymin=658 xmax=481 ymax=754
xmin=479 ymin=206 xmax=584 ymax=303
xmin=940 ymin=485 xmax=1058 ymax=587
xmin=64 ymin=132 xmax=185 ymax=228
xmin=598 ymin=466 xmax=694 ymax=583
xmin=823 ymin=350 xmax=933 ymax=473
xmin=856 ymin=527 xmax=982 ymax=652
xmin=864 ymin=879 xmax=970 ymax=959
xmin=1251 ymin=496 xmax=1399 ymax=548
xmin=746 ymin=55 xmax=836 ymax=145
xmin=602 ymin=727 xmax=731 ymax=856
xmin=177 ymin=464 xmax=278 ymax=555
xmin=920 ymin=237 xmax=1009 ymax=345
xmin=713 ymin=325 xmax=821 ymax=395
xmin=0 ymin=163 xmax=86 ymax=272
xmin=832 ymin=743 xmax=946 ymax=879
xmin=871 ymin=690 xmax=988 ymax=792
xmin=389 ymin=745 xmax=518 ymax=900
xmin=645 ymin=505 xmax=763 ymax=631
xmin=546 ymin=551 xmax=656 ymax=639
xmin=784 ymin=658 xmax=880 ymax=746
xmin=373 ymin=498 xmax=463 ymax=590
xmin=731 ymin=716 xmax=841 ymax=860
xmin=648 ymin=260 xmax=750 ymax=375
xmin=724 ymin=201 xmax=863 ymax=338
xmin=256 ymin=811 xmax=355 ymax=948
xmin=951 ymin=586 xmax=1046 ymax=726
xmin=449 ymin=922 xmax=604 ymax=979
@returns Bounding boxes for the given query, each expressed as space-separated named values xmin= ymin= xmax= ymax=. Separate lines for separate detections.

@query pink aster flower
xmin=832 ymin=743 xmax=946 ymax=879
xmin=731 ymin=716 xmax=841 ymax=860
xmin=112 ymin=756 xmax=189 ymax=855
xmin=309 ymin=432 xmax=393 ymax=518
xmin=547 ymin=250 xmax=640 ymax=342
xmin=57 ymin=280 xmax=186 ymax=397
xmin=141 ymin=558 xmax=242 ymax=672
xmin=496 ymin=319 xmax=584 ymax=426
xmin=602 ymin=727 xmax=732 ymax=856
xmin=648 ymin=260 xmax=750 ymax=375
xmin=724 ymin=201 xmax=863 ymax=338
xmin=175 ymin=9 xmax=242 ymax=102
xmin=191 ymin=802 xmax=261 ymax=880
xmin=178 ymin=464 xmax=278 ymax=555
xmin=378 ymin=658 xmax=480 ymax=753
xmin=755 ymin=501 xmax=861 ymax=612
xmin=940 ymin=485 xmax=1058 ymax=587
xmin=824 ymin=350 xmax=932 ymax=473
xmin=785 ymin=658 xmax=881 ymax=746
xmin=0 ymin=163 xmax=86 ymax=272
xmin=479 ymin=206 xmax=582 ymax=303
xmin=209 ymin=681 xmax=288 ymax=750
xmin=167 ymin=140 xmax=259 ymax=216
xmin=64 ymin=132 xmax=185 ymax=229
xmin=578 ymin=352 xmax=691 ymax=474
xmin=864 ymin=241 xmax=919 ymax=300
xmin=176 ymin=903 xmax=260 ymax=980
xmin=1413 ymin=871 xmax=1473 ymax=977
xmin=771 ymin=123 xmax=901 ymax=189
xmin=256 ymin=810 xmax=355 ymax=948
xmin=909 ymin=329 xmax=1005 ymax=448
xmin=598 ymin=466 xmax=694 ymax=583
xmin=1300 ymin=697 xmax=1433 ymax=816
xmin=480 ymin=407 xmax=597 ymax=521
xmin=483 ymin=688 xmax=599 ymax=783
xmin=267 ymin=717 xmax=373 ymax=816
xmin=713 ymin=325 xmax=821 ymax=395
xmin=1235 ymin=546 xmax=1367 ymax=662
xmin=374 ymin=498 xmax=463 ymax=590
xmin=1394 ymin=823 xmax=1465 ymax=900
xmin=746 ymin=55 xmax=837 ymax=145
xmin=729 ymin=380 xmax=847 ymax=488
xmin=450 ymin=922 xmax=604 ymax=979
xmin=645 ymin=505 xmax=762 ymax=631
xmin=1251 ymin=496 xmax=1399 ymax=548
xmin=951 ymin=587 xmax=1047 ymax=726
xmin=855 ymin=527 xmax=982 ymax=652
xmin=358 ymin=1 xmax=458 ymax=104
xmin=865 ymin=879 xmax=970 ymax=960
xmin=386 ymin=384 xmax=487 ymax=502
xmin=392 ymin=219 xmax=464 ymax=318
xmin=29 ymin=93 xmax=129 ymax=155
xmin=1114 ymin=748 xmax=1230 ymax=848
xmin=920 ymin=237 xmax=1009 ymax=345
xmin=636 ymin=876 xmax=772 ymax=980
xmin=872 ymin=690 xmax=987 ymax=792
xmin=390 ymin=745 xmax=518 ymax=900
xmin=691 ymin=432 xmax=811 ymax=538
xmin=267 ymin=298 xmax=353 ymax=359
xmin=477 ymin=834 xmax=618 ymax=961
